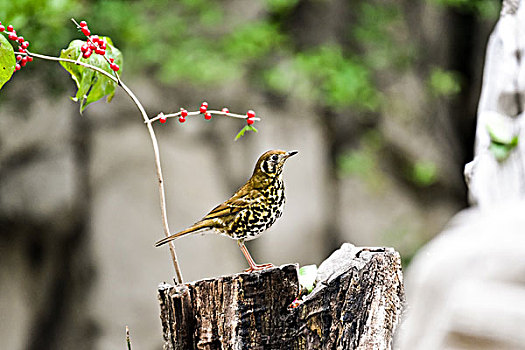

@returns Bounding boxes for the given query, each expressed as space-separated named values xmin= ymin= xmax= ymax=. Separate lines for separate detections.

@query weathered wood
xmin=158 ymin=244 xmax=404 ymax=349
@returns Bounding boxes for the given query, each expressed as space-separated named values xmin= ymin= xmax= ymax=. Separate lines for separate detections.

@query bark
xmin=158 ymin=244 xmax=404 ymax=350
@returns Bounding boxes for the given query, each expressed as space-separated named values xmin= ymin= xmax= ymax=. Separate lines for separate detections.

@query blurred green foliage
xmin=428 ymin=0 xmax=500 ymax=19
xmin=265 ymin=45 xmax=380 ymax=112
xmin=265 ymin=0 xmax=300 ymax=14
xmin=0 ymin=0 xmax=497 ymax=110
xmin=429 ymin=67 xmax=462 ymax=97
xmin=353 ymin=3 xmax=416 ymax=71
xmin=337 ymin=131 xmax=387 ymax=191
xmin=0 ymin=0 xmax=82 ymax=52
xmin=409 ymin=161 xmax=438 ymax=186
xmin=0 ymin=0 xmax=378 ymax=112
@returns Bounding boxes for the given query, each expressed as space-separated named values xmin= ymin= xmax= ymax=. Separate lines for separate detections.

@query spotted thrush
xmin=155 ymin=149 xmax=298 ymax=272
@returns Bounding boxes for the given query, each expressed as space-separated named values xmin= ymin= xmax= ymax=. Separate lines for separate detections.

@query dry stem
xmin=25 ymin=48 xmax=184 ymax=284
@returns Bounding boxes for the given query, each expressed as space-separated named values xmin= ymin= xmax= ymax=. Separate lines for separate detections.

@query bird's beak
xmin=285 ymin=150 xmax=299 ymax=158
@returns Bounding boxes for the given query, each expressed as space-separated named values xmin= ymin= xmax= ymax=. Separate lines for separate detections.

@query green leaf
xmin=0 ymin=34 xmax=16 ymax=90
xmin=59 ymin=38 xmax=123 ymax=113
xmin=486 ymin=118 xmax=519 ymax=161
xmin=298 ymin=265 xmax=317 ymax=293
xmin=234 ymin=124 xmax=258 ymax=141
xmin=489 ymin=137 xmax=519 ymax=162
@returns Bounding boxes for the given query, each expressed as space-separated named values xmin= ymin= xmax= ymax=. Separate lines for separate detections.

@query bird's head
xmin=253 ymin=150 xmax=298 ymax=178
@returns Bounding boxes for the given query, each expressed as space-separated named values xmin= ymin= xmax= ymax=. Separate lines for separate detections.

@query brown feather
xmin=154 ymin=220 xmax=212 ymax=247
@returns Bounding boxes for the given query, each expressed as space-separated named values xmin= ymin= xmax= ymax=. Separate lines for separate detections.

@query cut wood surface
xmin=158 ymin=244 xmax=404 ymax=350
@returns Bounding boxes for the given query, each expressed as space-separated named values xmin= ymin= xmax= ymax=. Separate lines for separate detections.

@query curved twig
xmin=27 ymin=50 xmax=184 ymax=284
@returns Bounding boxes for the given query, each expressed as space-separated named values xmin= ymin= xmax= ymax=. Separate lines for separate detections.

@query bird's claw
xmin=244 ymin=263 xmax=274 ymax=273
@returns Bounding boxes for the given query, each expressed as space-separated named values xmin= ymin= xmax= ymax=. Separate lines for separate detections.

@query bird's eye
xmin=271 ymin=154 xmax=279 ymax=161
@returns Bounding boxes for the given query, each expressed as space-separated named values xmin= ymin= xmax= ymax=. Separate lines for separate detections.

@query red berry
xmin=21 ymin=41 xmax=29 ymax=49
xmin=81 ymin=27 xmax=91 ymax=36
xmin=79 ymin=21 xmax=88 ymax=28
xmin=95 ymin=48 xmax=105 ymax=55
xmin=18 ymin=47 xmax=25 ymax=53
xmin=179 ymin=116 xmax=186 ymax=123
xmin=99 ymin=41 xmax=106 ymax=49
xmin=200 ymin=102 xmax=208 ymax=113
xmin=81 ymin=43 xmax=89 ymax=52
xmin=7 ymin=24 xmax=13 ymax=32
xmin=8 ymin=33 xmax=17 ymax=41
xmin=109 ymin=57 xmax=115 ymax=63
xmin=91 ymin=35 xmax=99 ymax=43
xmin=222 ymin=107 xmax=229 ymax=113
xmin=160 ymin=117 xmax=167 ymax=124
xmin=0 ymin=25 xmax=4 ymax=32
xmin=16 ymin=55 xmax=22 ymax=61
xmin=247 ymin=110 xmax=256 ymax=118
xmin=21 ymin=56 xmax=27 ymax=63
xmin=83 ymin=50 xmax=92 ymax=58
xmin=247 ymin=118 xmax=254 ymax=125
xmin=180 ymin=109 xmax=188 ymax=117
xmin=204 ymin=112 xmax=212 ymax=120
xmin=110 ymin=63 xmax=120 ymax=71
xmin=88 ymin=42 xmax=96 ymax=50
xmin=27 ymin=56 xmax=33 ymax=62
xmin=17 ymin=36 xmax=24 ymax=43
xmin=20 ymin=60 xmax=26 ymax=67
xmin=15 ymin=63 xmax=21 ymax=71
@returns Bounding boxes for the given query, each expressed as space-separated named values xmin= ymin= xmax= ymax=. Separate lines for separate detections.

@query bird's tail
xmin=154 ymin=221 xmax=210 ymax=247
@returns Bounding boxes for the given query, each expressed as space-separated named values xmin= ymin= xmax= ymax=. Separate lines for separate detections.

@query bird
xmin=155 ymin=149 xmax=298 ymax=272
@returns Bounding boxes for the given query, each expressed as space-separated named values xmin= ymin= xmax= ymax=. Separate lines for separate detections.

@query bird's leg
xmin=237 ymin=240 xmax=274 ymax=272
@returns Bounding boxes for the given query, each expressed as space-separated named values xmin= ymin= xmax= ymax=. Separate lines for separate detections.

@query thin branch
xmin=27 ymin=49 xmax=184 ymax=284
xmin=126 ymin=325 xmax=132 ymax=350
xmin=148 ymin=110 xmax=262 ymax=123
xmin=119 ymin=81 xmax=184 ymax=284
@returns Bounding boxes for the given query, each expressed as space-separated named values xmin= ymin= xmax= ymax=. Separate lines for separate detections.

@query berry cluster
xmin=198 ymin=102 xmax=211 ymax=122
xmin=0 ymin=21 xmax=32 ymax=72
xmin=179 ymin=108 xmax=188 ymax=123
xmin=78 ymin=20 xmax=119 ymax=72
xmin=246 ymin=110 xmax=256 ymax=125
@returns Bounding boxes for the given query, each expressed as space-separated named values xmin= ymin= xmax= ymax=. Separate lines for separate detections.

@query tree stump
xmin=158 ymin=244 xmax=404 ymax=349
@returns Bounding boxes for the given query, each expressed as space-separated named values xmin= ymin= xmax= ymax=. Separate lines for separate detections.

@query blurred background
xmin=0 ymin=0 xmax=501 ymax=349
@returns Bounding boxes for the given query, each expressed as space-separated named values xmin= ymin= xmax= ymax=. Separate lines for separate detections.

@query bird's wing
xmin=202 ymin=188 xmax=261 ymax=221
